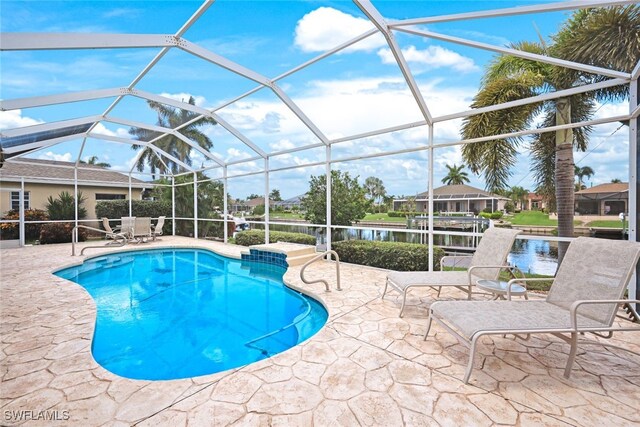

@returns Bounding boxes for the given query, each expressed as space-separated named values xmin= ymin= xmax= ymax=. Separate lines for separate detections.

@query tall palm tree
xmin=509 ymin=186 xmax=529 ymax=210
xmin=441 ymin=164 xmax=470 ymax=185
xmin=461 ymin=6 xmax=639 ymax=264
xmin=129 ymin=96 xmax=216 ymax=179
xmin=364 ymin=176 xmax=386 ymax=212
xmin=80 ymin=155 xmax=111 ymax=168
xmin=574 ymin=165 xmax=595 ymax=189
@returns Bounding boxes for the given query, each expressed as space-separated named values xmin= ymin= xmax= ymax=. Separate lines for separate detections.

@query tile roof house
xmin=393 ymin=184 xmax=510 ymax=214
xmin=0 ymin=158 xmax=148 ymax=217
xmin=575 ymin=182 xmax=628 ymax=215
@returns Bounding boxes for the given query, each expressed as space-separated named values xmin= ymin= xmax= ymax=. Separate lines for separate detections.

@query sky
xmin=0 ymin=0 xmax=633 ymax=201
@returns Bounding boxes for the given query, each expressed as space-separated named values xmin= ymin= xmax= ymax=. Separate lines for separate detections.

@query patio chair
xmin=102 ymin=217 xmax=127 ymax=244
xmin=151 ymin=216 xmax=166 ymax=241
xmin=118 ymin=216 xmax=135 ymax=240
xmin=425 ymin=236 xmax=640 ymax=383
xmin=132 ymin=217 xmax=152 ymax=243
xmin=383 ymin=227 xmax=521 ymax=317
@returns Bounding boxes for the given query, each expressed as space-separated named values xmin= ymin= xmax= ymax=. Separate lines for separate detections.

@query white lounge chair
xmin=425 ymin=236 xmax=640 ymax=383
xmin=102 ymin=217 xmax=127 ymax=244
xmin=383 ymin=227 xmax=521 ymax=317
xmin=118 ymin=216 xmax=135 ymax=240
xmin=151 ymin=216 xmax=165 ymax=241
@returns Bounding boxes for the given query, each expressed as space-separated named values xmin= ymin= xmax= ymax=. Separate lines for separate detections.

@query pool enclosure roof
xmin=1 ymin=0 xmax=639 ymax=181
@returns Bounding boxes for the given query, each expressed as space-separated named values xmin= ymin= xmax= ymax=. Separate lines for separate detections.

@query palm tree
xmin=461 ymin=6 xmax=639 ymax=264
xmin=441 ymin=164 xmax=470 ymax=185
xmin=80 ymin=155 xmax=111 ymax=168
xmin=364 ymin=176 xmax=386 ymax=212
xmin=611 ymin=178 xmax=623 ymax=183
xmin=574 ymin=165 xmax=595 ymax=189
xmin=509 ymin=186 xmax=529 ymax=210
xmin=129 ymin=96 xmax=216 ymax=179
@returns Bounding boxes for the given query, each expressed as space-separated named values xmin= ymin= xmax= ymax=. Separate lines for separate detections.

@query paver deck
xmin=1 ymin=237 xmax=639 ymax=426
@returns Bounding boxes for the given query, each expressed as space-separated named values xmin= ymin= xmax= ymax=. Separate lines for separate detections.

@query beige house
xmin=575 ymin=182 xmax=628 ymax=215
xmin=393 ymin=184 xmax=509 ymax=214
xmin=0 ymin=158 xmax=148 ymax=218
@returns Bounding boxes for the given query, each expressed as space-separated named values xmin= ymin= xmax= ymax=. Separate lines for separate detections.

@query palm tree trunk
xmin=555 ymin=98 xmax=574 ymax=266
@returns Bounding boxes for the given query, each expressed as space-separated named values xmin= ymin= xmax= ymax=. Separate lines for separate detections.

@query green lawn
xmin=586 ymin=220 xmax=625 ymax=228
xmin=269 ymin=212 xmax=305 ymax=220
xmin=362 ymin=213 xmax=408 ymax=222
xmin=508 ymin=211 xmax=581 ymax=226
xmin=444 ymin=267 xmax=554 ymax=292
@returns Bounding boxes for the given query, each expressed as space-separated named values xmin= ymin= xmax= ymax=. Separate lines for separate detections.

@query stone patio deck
xmin=1 ymin=237 xmax=639 ymax=426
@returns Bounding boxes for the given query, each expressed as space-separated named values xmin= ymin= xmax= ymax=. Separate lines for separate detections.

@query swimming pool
xmin=55 ymin=248 xmax=328 ymax=380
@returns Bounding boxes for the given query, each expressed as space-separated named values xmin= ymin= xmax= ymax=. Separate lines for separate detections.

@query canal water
xmin=254 ymin=223 xmax=559 ymax=276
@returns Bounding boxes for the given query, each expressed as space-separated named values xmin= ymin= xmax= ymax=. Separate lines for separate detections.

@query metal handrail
xmin=300 ymin=250 xmax=341 ymax=292
xmin=71 ymin=225 xmax=127 ymax=256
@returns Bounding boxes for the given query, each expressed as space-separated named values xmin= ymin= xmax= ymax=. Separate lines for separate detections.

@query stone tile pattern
xmin=1 ymin=236 xmax=639 ymax=426
xmin=241 ymin=249 xmax=288 ymax=269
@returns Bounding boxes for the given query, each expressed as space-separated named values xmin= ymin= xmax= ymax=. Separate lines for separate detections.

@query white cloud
xmin=38 ymin=151 xmax=73 ymax=162
xmin=0 ymin=110 xmax=44 ymax=130
xmin=269 ymin=139 xmax=296 ymax=151
xmin=378 ymin=45 xmax=478 ymax=73
xmin=90 ymin=122 xmax=130 ymax=138
xmin=159 ymin=92 xmax=207 ymax=108
xmin=294 ymin=7 xmax=385 ymax=53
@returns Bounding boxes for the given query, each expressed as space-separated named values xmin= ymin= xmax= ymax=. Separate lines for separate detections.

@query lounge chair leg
xmin=464 ymin=335 xmax=479 ymax=384
xmin=467 ymin=285 xmax=472 ymax=300
xmin=423 ymin=316 xmax=433 ymax=341
xmin=436 ymin=287 xmax=442 ymax=298
xmin=399 ymin=290 xmax=408 ymax=318
xmin=382 ymin=279 xmax=389 ymax=298
xmin=564 ymin=332 xmax=578 ymax=378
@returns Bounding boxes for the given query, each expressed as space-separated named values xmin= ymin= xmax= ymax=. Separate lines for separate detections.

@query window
xmin=96 ymin=194 xmax=126 ymax=201
xmin=10 ymin=191 xmax=30 ymax=211
xmin=532 ymin=201 xmax=540 ymax=209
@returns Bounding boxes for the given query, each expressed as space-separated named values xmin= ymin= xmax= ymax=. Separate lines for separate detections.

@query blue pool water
xmin=55 ymin=248 xmax=328 ymax=380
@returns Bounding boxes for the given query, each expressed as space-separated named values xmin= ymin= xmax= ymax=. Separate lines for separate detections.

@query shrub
xmin=332 ymin=240 xmax=445 ymax=271
xmin=479 ymin=212 xmax=491 ymax=219
xmin=482 ymin=207 xmax=493 ymax=213
xmin=0 ymin=209 xmax=48 ymax=240
xmin=39 ymin=223 xmax=87 ymax=244
xmin=47 ymin=191 xmax=87 ymax=220
xmin=95 ymin=200 xmax=172 ymax=234
xmin=234 ymin=230 xmax=316 ymax=246
xmin=253 ymin=204 xmax=265 ymax=216
xmin=490 ymin=211 xmax=504 ymax=220
xmin=504 ymin=201 xmax=515 ymax=213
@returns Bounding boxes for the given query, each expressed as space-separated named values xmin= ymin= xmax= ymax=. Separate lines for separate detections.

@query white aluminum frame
xmin=0 ymin=0 xmax=637 ymax=295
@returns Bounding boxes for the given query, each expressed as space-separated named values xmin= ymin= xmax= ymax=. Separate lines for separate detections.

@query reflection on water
xmin=508 ymin=239 xmax=558 ymax=276
xmin=254 ymin=224 xmax=559 ymax=276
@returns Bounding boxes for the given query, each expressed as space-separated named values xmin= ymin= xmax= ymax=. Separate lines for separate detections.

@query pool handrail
xmin=72 ymin=225 xmax=127 ymax=256
xmin=300 ymin=250 xmax=341 ymax=292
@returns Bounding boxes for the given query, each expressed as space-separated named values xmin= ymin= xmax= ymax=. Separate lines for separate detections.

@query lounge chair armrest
xmin=569 ymin=299 xmax=640 ymax=330
xmin=440 ymin=255 xmax=473 ymax=271
xmin=467 ymin=265 xmax=511 ymax=285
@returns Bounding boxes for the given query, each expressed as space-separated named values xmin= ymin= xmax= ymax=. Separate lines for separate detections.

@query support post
xmin=128 ymin=174 xmax=133 ymax=216
xmin=428 ymin=125 xmax=434 ymax=271
xmin=171 ymin=176 xmax=176 ymax=236
xmin=193 ymin=172 xmax=198 ymax=239
xmin=74 ymin=167 xmax=79 ymax=229
xmin=629 ymin=78 xmax=639 ymax=308
xmin=223 ymin=166 xmax=228 ymax=243
xmin=265 ymin=157 xmax=270 ymax=244
xmin=326 ymin=145 xmax=332 ymax=252
xmin=19 ymin=178 xmax=25 ymax=247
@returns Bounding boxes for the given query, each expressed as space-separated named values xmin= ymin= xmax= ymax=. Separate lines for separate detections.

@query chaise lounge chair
xmin=383 ymin=227 xmax=521 ymax=317
xmin=425 ymin=236 xmax=640 ymax=383
xmin=102 ymin=217 xmax=127 ymax=244
xmin=151 ymin=216 xmax=166 ymax=241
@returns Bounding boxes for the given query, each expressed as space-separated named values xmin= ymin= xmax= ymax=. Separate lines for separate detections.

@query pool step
xmin=246 ymin=242 xmax=318 ymax=267
xmin=286 ymin=252 xmax=318 ymax=267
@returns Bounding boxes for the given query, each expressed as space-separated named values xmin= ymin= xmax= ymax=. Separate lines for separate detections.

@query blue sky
xmin=0 ymin=1 xmax=631 ymax=200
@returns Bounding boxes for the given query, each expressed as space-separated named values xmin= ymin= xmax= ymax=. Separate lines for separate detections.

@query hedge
xmin=388 ymin=211 xmax=422 ymax=217
xmin=479 ymin=211 xmax=504 ymax=220
xmin=40 ymin=223 xmax=87 ymax=244
xmin=234 ymin=230 xmax=316 ymax=246
xmin=95 ymin=200 xmax=172 ymax=234
xmin=332 ymin=240 xmax=445 ymax=271
xmin=0 ymin=209 xmax=48 ymax=241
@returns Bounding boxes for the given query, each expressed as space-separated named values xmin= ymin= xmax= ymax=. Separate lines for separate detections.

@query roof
xmin=0 ymin=158 xmax=148 ymax=188
xmin=575 ymin=182 xmax=628 ymax=194
xmin=246 ymin=197 xmax=274 ymax=207
xmin=410 ymin=184 xmax=509 ymax=201
xmin=527 ymin=192 xmax=544 ymax=200
xmin=274 ymin=195 xmax=305 ymax=206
